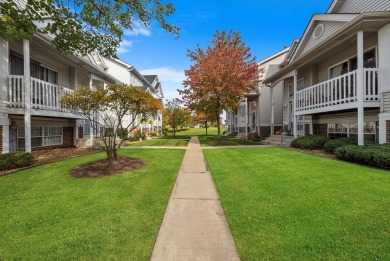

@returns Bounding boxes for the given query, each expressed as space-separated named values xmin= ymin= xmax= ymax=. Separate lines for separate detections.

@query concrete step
xmin=263 ymin=135 xmax=295 ymax=147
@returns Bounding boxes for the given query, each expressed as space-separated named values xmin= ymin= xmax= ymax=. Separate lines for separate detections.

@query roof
xmin=143 ymin=75 xmax=158 ymax=85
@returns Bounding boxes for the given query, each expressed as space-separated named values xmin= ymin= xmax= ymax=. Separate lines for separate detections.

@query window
xmin=327 ymin=122 xmax=376 ymax=139
xmin=288 ymin=79 xmax=304 ymax=97
xmin=329 ymin=49 xmax=376 ymax=78
xmin=9 ymin=52 xmax=58 ymax=84
xmin=17 ymin=127 xmax=63 ymax=149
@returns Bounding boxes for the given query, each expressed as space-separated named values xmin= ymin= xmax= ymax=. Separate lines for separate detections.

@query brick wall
xmin=313 ymin=124 xmax=327 ymax=136
xmin=63 ymin=127 xmax=74 ymax=147
xmin=387 ymin=121 xmax=390 ymax=143
xmin=0 ymin=126 xmax=2 ymax=153
xmin=260 ymin=126 xmax=271 ymax=137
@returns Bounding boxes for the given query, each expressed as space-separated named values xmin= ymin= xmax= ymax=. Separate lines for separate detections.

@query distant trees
xmin=180 ymin=30 xmax=258 ymax=138
xmin=0 ymin=0 xmax=180 ymax=57
xmin=61 ymin=83 xmax=162 ymax=160
xmin=163 ymin=99 xmax=190 ymax=137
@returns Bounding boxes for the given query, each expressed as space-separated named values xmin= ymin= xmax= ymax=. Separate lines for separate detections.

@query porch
xmin=8 ymin=75 xmax=74 ymax=112
xmin=295 ymin=68 xmax=380 ymax=115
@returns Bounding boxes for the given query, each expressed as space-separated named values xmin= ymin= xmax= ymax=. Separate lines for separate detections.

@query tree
xmin=0 ymin=0 xmax=180 ymax=57
xmin=61 ymin=83 xmax=162 ymax=160
xmin=163 ymin=99 xmax=189 ymax=137
xmin=180 ymin=30 xmax=259 ymax=138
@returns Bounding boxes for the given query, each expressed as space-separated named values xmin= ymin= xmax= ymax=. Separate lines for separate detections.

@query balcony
xmin=8 ymin=75 xmax=74 ymax=113
xmin=295 ymin=68 xmax=380 ymax=115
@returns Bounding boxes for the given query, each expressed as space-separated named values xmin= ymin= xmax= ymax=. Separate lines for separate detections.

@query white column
xmin=293 ymin=70 xmax=298 ymax=138
xmin=270 ymin=86 xmax=275 ymax=135
xmin=23 ymin=39 xmax=31 ymax=153
xmin=245 ymin=97 xmax=248 ymax=137
xmin=357 ymin=31 xmax=364 ymax=145
xmin=1 ymin=117 xmax=10 ymax=153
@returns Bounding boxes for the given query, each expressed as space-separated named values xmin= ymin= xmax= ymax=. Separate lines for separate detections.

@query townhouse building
xmin=264 ymin=0 xmax=390 ymax=145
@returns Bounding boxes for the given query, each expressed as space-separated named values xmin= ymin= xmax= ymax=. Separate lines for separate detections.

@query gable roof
xmin=290 ymin=13 xmax=358 ymax=62
xmin=143 ymin=75 xmax=158 ymax=85
xmin=327 ymin=0 xmax=390 ymax=14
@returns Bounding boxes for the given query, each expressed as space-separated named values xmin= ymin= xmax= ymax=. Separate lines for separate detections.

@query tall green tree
xmin=61 ymin=83 xmax=162 ymax=160
xmin=0 ymin=0 xmax=180 ymax=57
xmin=180 ymin=30 xmax=258 ymax=138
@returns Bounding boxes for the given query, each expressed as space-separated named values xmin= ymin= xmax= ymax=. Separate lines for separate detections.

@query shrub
xmin=335 ymin=144 xmax=390 ymax=169
xmin=290 ymin=135 xmax=328 ymax=150
xmin=324 ymin=136 xmax=375 ymax=153
xmin=150 ymin=132 xmax=158 ymax=137
xmin=0 ymin=152 xmax=34 ymax=171
xmin=116 ymin=128 xmax=129 ymax=140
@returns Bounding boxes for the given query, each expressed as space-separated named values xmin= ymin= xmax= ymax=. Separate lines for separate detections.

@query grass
xmin=199 ymin=136 xmax=261 ymax=147
xmin=204 ymin=147 xmax=390 ymax=260
xmin=125 ymin=138 xmax=189 ymax=147
xmin=167 ymin=127 xmax=226 ymax=137
xmin=0 ymin=149 xmax=185 ymax=260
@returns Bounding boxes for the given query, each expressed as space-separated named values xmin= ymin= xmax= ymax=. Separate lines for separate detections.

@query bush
xmin=290 ymin=135 xmax=328 ymax=150
xmin=324 ymin=136 xmax=375 ymax=153
xmin=116 ymin=128 xmax=129 ymax=140
xmin=335 ymin=144 xmax=390 ymax=169
xmin=150 ymin=132 xmax=158 ymax=137
xmin=0 ymin=152 xmax=34 ymax=171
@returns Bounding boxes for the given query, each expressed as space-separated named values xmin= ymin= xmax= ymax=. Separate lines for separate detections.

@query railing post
xmin=293 ymin=70 xmax=298 ymax=138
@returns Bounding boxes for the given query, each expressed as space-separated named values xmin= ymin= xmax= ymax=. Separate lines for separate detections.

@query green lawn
xmin=168 ymin=127 xmax=226 ymax=137
xmin=0 ymin=149 xmax=185 ymax=260
xmin=199 ymin=136 xmax=260 ymax=147
xmin=125 ymin=138 xmax=189 ymax=147
xmin=204 ymin=147 xmax=390 ymax=260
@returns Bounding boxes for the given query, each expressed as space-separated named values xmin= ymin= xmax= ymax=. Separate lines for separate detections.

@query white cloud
xmin=116 ymin=40 xmax=133 ymax=54
xmin=140 ymin=67 xmax=185 ymax=84
xmin=124 ymin=21 xmax=152 ymax=37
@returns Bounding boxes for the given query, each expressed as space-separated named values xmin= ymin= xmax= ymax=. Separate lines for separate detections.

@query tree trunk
xmin=216 ymin=111 xmax=221 ymax=138
xmin=205 ymin=117 xmax=208 ymax=136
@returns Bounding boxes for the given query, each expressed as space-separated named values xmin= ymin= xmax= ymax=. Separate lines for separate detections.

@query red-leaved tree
xmin=180 ymin=29 xmax=259 ymax=138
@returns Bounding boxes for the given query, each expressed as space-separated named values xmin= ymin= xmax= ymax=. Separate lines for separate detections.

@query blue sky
xmin=117 ymin=0 xmax=332 ymax=101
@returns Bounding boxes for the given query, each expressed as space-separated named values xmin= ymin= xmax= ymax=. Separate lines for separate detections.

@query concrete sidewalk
xmin=150 ymin=137 xmax=240 ymax=261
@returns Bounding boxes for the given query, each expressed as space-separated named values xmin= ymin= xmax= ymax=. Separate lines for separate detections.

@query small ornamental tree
xmin=163 ymin=99 xmax=189 ymax=137
xmin=0 ymin=0 xmax=180 ymax=57
xmin=180 ymin=30 xmax=259 ymax=138
xmin=61 ymin=83 xmax=162 ymax=160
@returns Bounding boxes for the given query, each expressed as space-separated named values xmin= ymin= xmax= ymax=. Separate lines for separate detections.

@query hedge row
xmin=0 ymin=152 xmax=34 ymax=171
xmin=323 ymin=136 xmax=375 ymax=153
xmin=334 ymin=144 xmax=390 ymax=169
xmin=290 ymin=135 xmax=328 ymax=150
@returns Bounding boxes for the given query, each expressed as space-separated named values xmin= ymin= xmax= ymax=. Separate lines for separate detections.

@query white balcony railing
xmin=296 ymin=68 xmax=379 ymax=112
xmin=8 ymin=75 xmax=74 ymax=112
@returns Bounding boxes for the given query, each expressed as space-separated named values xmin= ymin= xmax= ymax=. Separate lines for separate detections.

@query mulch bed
xmin=70 ymin=157 xmax=146 ymax=178
xmin=288 ymin=147 xmax=337 ymax=159
xmin=0 ymin=147 xmax=99 ymax=176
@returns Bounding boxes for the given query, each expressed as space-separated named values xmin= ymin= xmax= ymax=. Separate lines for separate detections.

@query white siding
xmin=102 ymin=58 xmax=130 ymax=84
xmin=338 ymin=0 xmax=390 ymax=13
xmin=314 ymin=110 xmax=379 ymax=124
xmin=296 ymin=21 xmax=347 ymax=58
xmin=383 ymin=93 xmax=390 ymax=112
xmin=77 ymin=69 xmax=91 ymax=89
